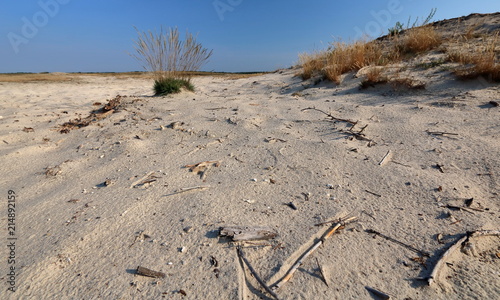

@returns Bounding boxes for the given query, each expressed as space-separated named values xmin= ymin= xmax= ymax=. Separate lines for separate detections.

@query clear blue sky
xmin=1 ymin=0 xmax=498 ymax=73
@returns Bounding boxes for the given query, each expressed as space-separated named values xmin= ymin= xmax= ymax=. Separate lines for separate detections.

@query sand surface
xmin=0 ymin=63 xmax=499 ymax=300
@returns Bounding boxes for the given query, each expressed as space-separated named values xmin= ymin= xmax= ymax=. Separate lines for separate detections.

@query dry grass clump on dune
xmin=359 ymin=66 xmax=426 ymax=90
xmin=297 ymin=25 xmax=442 ymax=84
xmin=298 ymin=18 xmax=499 ymax=85
xmin=359 ymin=66 xmax=388 ymax=89
xmin=298 ymin=40 xmax=384 ymax=84
xmin=395 ymin=25 xmax=442 ymax=54
xmin=298 ymin=51 xmax=326 ymax=80
xmin=447 ymin=34 xmax=500 ymax=81
xmin=323 ymin=40 xmax=383 ymax=84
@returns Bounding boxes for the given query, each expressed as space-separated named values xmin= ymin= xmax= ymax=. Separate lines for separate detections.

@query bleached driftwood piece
xmin=272 ymin=216 xmax=357 ymax=290
xmin=130 ymin=171 xmax=159 ymax=188
xmin=219 ymin=226 xmax=278 ymax=242
xmin=428 ymin=230 xmax=500 ymax=286
xmin=378 ymin=150 xmax=392 ymax=166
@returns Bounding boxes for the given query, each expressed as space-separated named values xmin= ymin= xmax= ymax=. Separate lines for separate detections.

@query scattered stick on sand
xmin=301 ymin=107 xmax=358 ymax=125
xmin=366 ymin=229 xmax=430 ymax=257
xmin=237 ymin=246 xmax=280 ymax=300
xmin=219 ymin=226 xmax=278 ymax=242
xmin=272 ymin=216 xmax=357 ymax=290
xmin=427 ymin=230 xmax=500 ymax=286
xmin=365 ymin=286 xmax=391 ymax=299
xmin=315 ymin=257 xmax=329 ymax=287
xmin=164 ymin=185 xmax=210 ymax=197
xmin=378 ymin=150 xmax=392 ymax=166
xmin=136 ymin=266 xmax=166 ymax=278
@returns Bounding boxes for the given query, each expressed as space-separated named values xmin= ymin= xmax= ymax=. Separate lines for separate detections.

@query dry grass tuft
xmin=359 ymin=67 xmax=388 ymax=89
xmin=323 ymin=40 xmax=382 ymax=84
xmin=447 ymin=34 xmax=500 ymax=81
xmin=397 ymin=25 xmax=442 ymax=54
xmin=132 ymin=27 xmax=212 ymax=95
xmin=297 ymin=40 xmax=383 ymax=84
xmin=298 ymin=51 xmax=326 ymax=80
xmin=390 ymin=77 xmax=426 ymax=89
xmin=297 ymin=25 xmax=441 ymax=84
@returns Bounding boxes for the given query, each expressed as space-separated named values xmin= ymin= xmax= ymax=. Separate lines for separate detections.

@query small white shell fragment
xmin=244 ymin=199 xmax=255 ymax=204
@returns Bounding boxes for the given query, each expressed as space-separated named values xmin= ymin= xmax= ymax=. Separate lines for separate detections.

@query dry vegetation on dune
xmin=396 ymin=25 xmax=442 ymax=54
xmin=298 ymin=12 xmax=500 ymax=85
xmin=297 ymin=25 xmax=443 ymax=84
xmin=447 ymin=34 xmax=500 ymax=81
xmin=132 ymin=27 xmax=213 ymax=95
xmin=323 ymin=40 xmax=383 ymax=84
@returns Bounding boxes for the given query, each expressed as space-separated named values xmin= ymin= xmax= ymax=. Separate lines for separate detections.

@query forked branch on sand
xmin=427 ymin=230 xmax=500 ymax=286
xmin=237 ymin=246 xmax=280 ymax=300
xmin=272 ymin=216 xmax=357 ymax=290
xmin=301 ymin=107 xmax=357 ymax=125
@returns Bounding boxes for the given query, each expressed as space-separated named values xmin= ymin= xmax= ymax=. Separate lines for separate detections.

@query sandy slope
xmin=0 ymin=67 xmax=499 ymax=300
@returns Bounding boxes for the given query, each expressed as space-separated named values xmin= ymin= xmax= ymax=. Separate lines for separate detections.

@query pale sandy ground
xmin=0 ymin=64 xmax=499 ymax=300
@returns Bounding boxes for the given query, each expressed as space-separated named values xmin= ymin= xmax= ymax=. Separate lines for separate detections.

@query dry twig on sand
xmin=130 ymin=171 xmax=160 ymax=188
xmin=378 ymin=150 xmax=392 ymax=166
xmin=164 ymin=186 xmax=210 ymax=197
xmin=366 ymin=229 xmax=430 ymax=257
xmin=220 ymin=226 xmax=278 ymax=242
xmin=301 ymin=107 xmax=376 ymax=144
xmin=365 ymin=286 xmax=391 ymax=299
xmin=301 ymin=107 xmax=357 ymax=125
xmin=185 ymin=160 xmax=221 ymax=180
xmin=426 ymin=130 xmax=459 ymax=136
xmin=427 ymin=230 xmax=500 ymax=286
xmin=272 ymin=216 xmax=357 ymax=290
xmin=237 ymin=246 xmax=280 ymax=300
xmin=136 ymin=266 xmax=166 ymax=278
xmin=315 ymin=257 xmax=329 ymax=287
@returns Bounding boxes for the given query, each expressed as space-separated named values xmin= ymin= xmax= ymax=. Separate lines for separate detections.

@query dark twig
xmin=365 ymin=190 xmax=382 ymax=198
xmin=315 ymin=257 xmax=329 ymax=287
xmin=340 ymin=129 xmax=374 ymax=142
xmin=237 ymin=246 xmax=280 ymax=300
xmin=365 ymin=286 xmax=391 ymax=299
xmin=426 ymin=130 xmax=459 ymax=136
xmin=301 ymin=107 xmax=357 ymax=125
xmin=366 ymin=229 xmax=430 ymax=257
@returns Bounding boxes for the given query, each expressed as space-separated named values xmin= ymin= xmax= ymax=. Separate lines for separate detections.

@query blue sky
xmin=1 ymin=0 xmax=498 ymax=73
